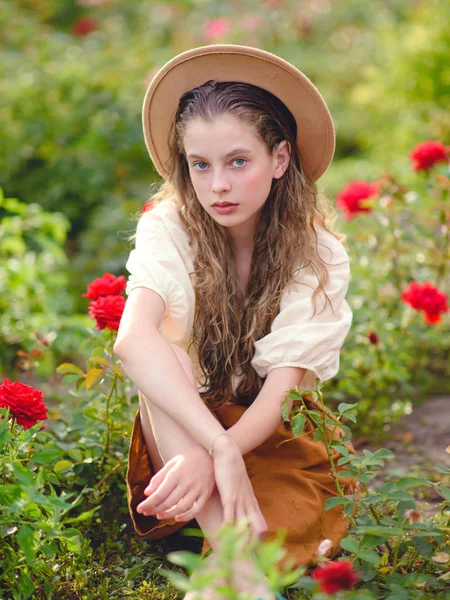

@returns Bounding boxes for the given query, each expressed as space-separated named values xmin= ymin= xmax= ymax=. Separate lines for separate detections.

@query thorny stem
xmin=361 ymin=482 xmax=395 ymax=560
xmin=100 ymin=375 xmax=118 ymax=468
xmin=297 ymin=387 xmax=357 ymax=528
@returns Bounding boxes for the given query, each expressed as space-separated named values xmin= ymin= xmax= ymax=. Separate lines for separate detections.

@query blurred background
xmin=1 ymin=0 xmax=449 ymax=410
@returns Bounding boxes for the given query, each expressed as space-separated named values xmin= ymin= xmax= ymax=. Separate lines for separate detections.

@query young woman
xmin=115 ymin=45 xmax=357 ymax=599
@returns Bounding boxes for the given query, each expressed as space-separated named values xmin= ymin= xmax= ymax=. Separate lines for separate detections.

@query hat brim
xmin=142 ymin=44 xmax=335 ymax=182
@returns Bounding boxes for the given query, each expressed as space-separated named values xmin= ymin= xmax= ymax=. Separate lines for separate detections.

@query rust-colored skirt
xmin=126 ymin=396 xmax=358 ymax=570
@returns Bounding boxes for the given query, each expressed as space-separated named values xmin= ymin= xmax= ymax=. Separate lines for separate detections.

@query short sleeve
xmin=125 ymin=206 xmax=194 ymax=345
xmin=251 ymin=228 xmax=353 ymax=390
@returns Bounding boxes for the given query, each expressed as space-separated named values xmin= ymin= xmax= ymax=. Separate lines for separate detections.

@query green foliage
xmin=0 ymin=409 xmax=98 ymax=599
xmin=328 ymin=167 xmax=450 ymax=437
xmin=0 ymin=187 xmax=81 ymax=373
xmin=1 ymin=314 xmax=449 ymax=598
xmin=350 ymin=0 xmax=450 ymax=172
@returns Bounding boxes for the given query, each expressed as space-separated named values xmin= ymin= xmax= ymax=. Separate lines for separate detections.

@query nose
xmin=211 ymin=169 xmax=231 ymax=194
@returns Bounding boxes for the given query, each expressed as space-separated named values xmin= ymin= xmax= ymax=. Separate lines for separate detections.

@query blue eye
xmin=193 ymin=162 xmax=208 ymax=171
xmin=233 ymin=158 xmax=246 ymax=167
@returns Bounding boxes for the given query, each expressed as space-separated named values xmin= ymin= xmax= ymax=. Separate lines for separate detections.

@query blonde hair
xmin=132 ymin=81 xmax=348 ymax=409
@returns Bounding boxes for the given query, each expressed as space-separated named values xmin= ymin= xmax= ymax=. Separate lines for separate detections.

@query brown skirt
xmin=126 ymin=395 xmax=358 ymax=570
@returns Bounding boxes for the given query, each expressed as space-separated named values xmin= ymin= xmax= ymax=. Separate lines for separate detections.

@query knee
xmin=169 ymin=343 xmax=197 ymax=387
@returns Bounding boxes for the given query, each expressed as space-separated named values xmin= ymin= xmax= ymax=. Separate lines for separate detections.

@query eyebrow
xmin=186 ymin=147 xmax=254 ymax=160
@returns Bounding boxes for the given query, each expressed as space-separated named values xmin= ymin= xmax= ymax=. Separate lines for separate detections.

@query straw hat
xmin=142 ymin=44 xmax=335 ymax=182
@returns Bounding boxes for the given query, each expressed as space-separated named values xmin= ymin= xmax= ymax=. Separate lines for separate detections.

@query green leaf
xmin=379 ymin=482 xmax=397 ymax=494
xmin=325 ymin=496 xmax=347 ymax=510
xmin=313 ymin=429 xmax=323 ymax=441
xmin=385 ymin=584 xmax=410 ymax=600
xmin=32 ymin=450 xmax=61 ymax=466
xmin=388 ymin=491 xmax=413 ymax=501
xmin=291 ymin=413 xmax=306 ymax=437
xmin=344 ymin=502 xmax=356 ymax=517
xmin=76 ymin=377 xmax=86 ymax=392
xmin=361 ymin=534 xmax=385 ymax=548
xmin=438 ymin=487 xmax=450 ymax=501
xmin=57 ymin=362 xmax=85 ymax=376
xmin=332 ymin=444 xmax=350 ymax=456
xmin=435 ymin=466 xmax=450 ymax=474
xmin=64 ymin=507 xmax=100 ymax=524
xmin=340 ymin=536 xmax=359 ymax=553
xmin=17 ymin=525 xmax=36 ymax=564
xmin=337 ymin=470 xmax=354 ymax=478
xmin=89 ymin=356 xmax=109 ymax=367
xmin=281 ymin=398 xmax=291 ymax=422
xmin=338 ymin=402 xmax=358 ymax=413
xmin=343 ymin=412 xmax=357 ymax=423
xmin=412 ymin=536 xmax=434 ymax=555
xmin=54 ymin=460 xmax=73 ymax=473
xmin=396 ymin=476 xmax=430 ymax=489
xmin=396 ymin=500 xmax=417 ymax=518
xmin=60 ymin=528 xmax=82 ymax=554
xmin=13 ymin=463 xmax=35 ymax=485
xmin=68 ymin=448 xmax=83 ymax=462
xmin=358 ymin=526 xmax=405 ymax=537
xmin=373 ymin=448 xmax=395 ymax=459
xmin=41 ymin=542 xmax=58 ymax=559
xmin=166 ymin=550 xmax=204 ymax=571
xmin=358 ymin=550 xmax=381 ymax=566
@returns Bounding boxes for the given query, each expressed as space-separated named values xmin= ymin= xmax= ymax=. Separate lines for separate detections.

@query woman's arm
xmin=114 ymin=287 xmax=227 ymax=454
xmin=225 ymin=366 xmax=306 ymax=456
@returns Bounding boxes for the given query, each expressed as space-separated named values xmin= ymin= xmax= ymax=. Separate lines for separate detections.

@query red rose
xmin=88 ymin=295 xmax=126 ymax=331
xmin=71 ymin=16 xmax=99 ymax=37
xmin=312 ymin=560 xmax=359 ymax=594
xmin=336 ymin=181 xmax=379 ymax=220
xmin=409 ymin=141 xmax=449 ymax=172
xmin=82 ymin=273 xmax=126 ymax=300
xmin=0 ymin=378 xmax=48 ymax=429
xmin=401 ymin=281 xmax=448 ymax=324
xmin=368 ymin=331 xmax=379 ymax=345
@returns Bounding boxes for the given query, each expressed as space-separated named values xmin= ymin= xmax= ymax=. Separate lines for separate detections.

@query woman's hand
xmin=212 ymin=436 xmax=268 ymax=542
xmin=136 ymin=445 xmax=215 ymax=523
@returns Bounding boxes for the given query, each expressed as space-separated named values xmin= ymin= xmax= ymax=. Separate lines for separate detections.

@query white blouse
xmin=125 ymin=199 xmax=353 ymax=392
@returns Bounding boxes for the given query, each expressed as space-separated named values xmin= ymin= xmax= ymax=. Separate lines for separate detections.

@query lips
xmin=212 ymin=202 xmax=237 ymax=207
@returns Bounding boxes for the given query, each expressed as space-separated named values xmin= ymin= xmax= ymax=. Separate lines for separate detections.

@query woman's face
xmin=182 ymin=113 xmax=289 ymax=250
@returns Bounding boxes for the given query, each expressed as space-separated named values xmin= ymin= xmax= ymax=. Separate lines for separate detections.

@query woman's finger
xmin=172 ymin=493 xmax=205 ymax=523
xmin=157 ymin=490 xmax=197 ymax=520
xmin=144 ymin=464 xmax=170 ymax=495
xmin=137 ymin=471 xmax=179 ymax=515
xmin=151 ymin=484 xmax=191 ymax=515
xmin=245 ymin=496 xmax=268 ymax=542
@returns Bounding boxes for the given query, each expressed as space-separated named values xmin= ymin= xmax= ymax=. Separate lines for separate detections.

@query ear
xmin=272 ymin=140 xmax=291 ymax=179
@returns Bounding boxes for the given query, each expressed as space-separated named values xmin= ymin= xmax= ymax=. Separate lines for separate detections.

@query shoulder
xmin=137 ymin=199 xmax=193 ymax=268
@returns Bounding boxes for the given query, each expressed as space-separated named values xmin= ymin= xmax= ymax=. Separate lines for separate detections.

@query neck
xmin=227 ymin=225 xmax=255 ymax=257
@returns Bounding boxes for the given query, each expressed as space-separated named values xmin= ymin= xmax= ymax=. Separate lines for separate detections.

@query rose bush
xmin=330 ymin=140 xmax=449 ymax=435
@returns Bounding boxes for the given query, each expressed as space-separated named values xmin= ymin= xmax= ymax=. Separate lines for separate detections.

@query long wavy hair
xmin=136 ymin=80 xmax=348 ymax=409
